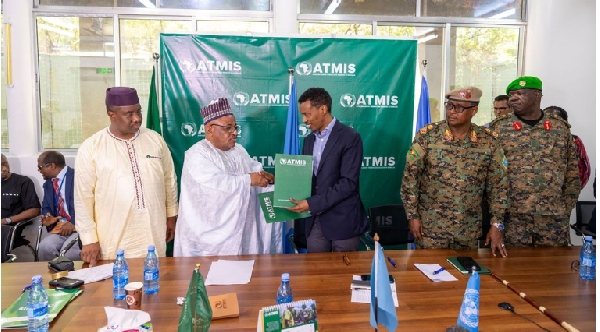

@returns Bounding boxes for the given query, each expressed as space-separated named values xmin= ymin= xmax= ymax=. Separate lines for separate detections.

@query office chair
xmin=361 ymin=204 xmax=414 ymax=250
xmin=0 ymin=216 xmax=42 ymax=263
xmin=571 ymin=201 xmax=596 ymax=240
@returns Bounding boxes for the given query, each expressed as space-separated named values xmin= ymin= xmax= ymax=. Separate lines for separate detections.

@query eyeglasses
xmin=444 ymin=102 xmax=477 ymax=114
xmin=211 ymin=123 xmax=241 ymax=134
xmin=37 ymin=163 xmax=50 ymax=170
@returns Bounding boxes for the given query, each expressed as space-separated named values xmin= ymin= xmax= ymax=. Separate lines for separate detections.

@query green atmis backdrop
xmin=159 ymin=34 xmax=417 ymax=210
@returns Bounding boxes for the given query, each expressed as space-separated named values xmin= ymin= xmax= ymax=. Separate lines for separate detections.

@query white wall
xmin=525 ymin=0 xmax=596 ymax=244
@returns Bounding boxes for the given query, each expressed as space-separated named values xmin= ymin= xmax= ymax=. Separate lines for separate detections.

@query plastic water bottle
xmin=113 ymin=249 xmax=129 ymax=300
xmin=580 ymin=236 xmax=596 ymax=280
xmin=27 ymin=275 xmax=49 ymax=332
xmin=143 ymin=244 xmax=159 ymax=294
xmin=276 ymin=273 xmax=293 ymax=304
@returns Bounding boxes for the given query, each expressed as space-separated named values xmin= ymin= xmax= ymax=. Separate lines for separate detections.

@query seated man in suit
xmin=288 ymin=88 xmax=368 ymax=252
xmin=1 ymin=154 xmax=41 ymax=248
xmin=37 ymin=151 xmax=80 ymax=261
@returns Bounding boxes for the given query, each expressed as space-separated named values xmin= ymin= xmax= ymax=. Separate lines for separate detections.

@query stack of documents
xmin=349 ymin=275 xmax=398 ymax=307
xmin=205 ymin=260 xmax=255 ymax=285
xmin=414 ymin=263 xmax=458 ymax=282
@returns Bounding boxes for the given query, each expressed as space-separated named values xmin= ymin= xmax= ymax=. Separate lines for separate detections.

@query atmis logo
xmin=181 ymin=122 xmax=242 ymax=137
xmin=279 ymin=158 xmax=307 ymax=166
xmin=295 ymin=61 xmax=356 ymax=76
xmin=340 ymin=93 xmax=399 ymax=108
xmin=178 ymin=59 xmax=242 ymax=74
xmin=232 ymin=91 xmax=290 ymax=106
xmin=362 ymin=156 xmax=396 ymax=169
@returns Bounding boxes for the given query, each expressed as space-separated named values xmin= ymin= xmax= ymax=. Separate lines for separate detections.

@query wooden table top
xmin=1 ymin=247 xmax=595 ymax=331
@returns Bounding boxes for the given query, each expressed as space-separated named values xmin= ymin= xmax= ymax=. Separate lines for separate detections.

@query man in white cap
xmin=75 ymin=87 xmax=178 ymax=266
xmin=174 ymin=98 xmax=278 ymax=256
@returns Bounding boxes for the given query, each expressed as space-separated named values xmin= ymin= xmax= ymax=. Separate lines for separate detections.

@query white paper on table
xmin=205 ymin=260 xmax=255 ymax=285
xmin=414 ymin=263 xmax=458 ymax=282
xmin=350 ymin=275 xmax=398 ymax=307
xmin=67 ymin=263 xmax=114 ymax=284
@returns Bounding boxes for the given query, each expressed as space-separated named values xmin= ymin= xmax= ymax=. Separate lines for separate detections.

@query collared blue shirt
xmin=312 ymin=118 xmax=336 ymax=175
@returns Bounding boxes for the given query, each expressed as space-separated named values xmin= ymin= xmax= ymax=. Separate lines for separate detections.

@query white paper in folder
xmin=205 ymin=260 xmax=255 ymax=285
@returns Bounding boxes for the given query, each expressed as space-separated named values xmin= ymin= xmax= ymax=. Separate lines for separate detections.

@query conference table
xmin=1 ymin=247 xmax=595 ymax=331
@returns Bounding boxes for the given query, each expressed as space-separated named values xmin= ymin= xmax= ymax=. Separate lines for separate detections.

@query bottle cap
xmin=148 ymin=244 xmax=155 ymax=251
xmin=32 ymin=275 xmax=42 ymax=283
xmin=584 ymin=236 xmax=593 ymax=241
xmin=116 ymin=249 xmax=124 ymax=255
xmin=281 ymin=273 xmax=290 ymax=281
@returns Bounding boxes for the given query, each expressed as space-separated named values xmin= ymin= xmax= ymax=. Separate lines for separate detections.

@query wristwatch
xmin=491 ymin=222 xmax=504 ymax=231
xmin=5 ymin=217 xmax=12 ymax=224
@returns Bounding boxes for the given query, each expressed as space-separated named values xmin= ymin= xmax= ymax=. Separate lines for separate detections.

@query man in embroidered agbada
xmin=490 ymin=76 xmax=580 ymax=247
xmin=173 ymin=98 xmax=279 ymax=256
xmin=75 ymin=87 xmax=178 ymax=266
xmin=401 ymin=86 xmax=509 ymax=256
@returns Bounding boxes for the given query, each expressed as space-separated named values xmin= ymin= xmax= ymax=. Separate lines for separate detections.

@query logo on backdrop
xmin=340 ymin=93 xmax=399 ymax=108
xmin=299 ymin=124 xmax=309 ymax=137
xmin=181 ymin=123 xmax=206 ymax=137
xmin=233 ymin=91 xmax=250 ymax=106
xmin=340 ymin=94 xmax=356 ymax=108
xmin=177 ymin=59 xmax=242 ymax=75
xmin=181 ymin=123 xmax=197 ymax=137
xmin=252 ymin=156 xmax=275 ymax=169
xmin=362 ymin=156 xmax=396 ymax=169
xmin=295 ymin=61 xmax=356 ymax=77
xmin=232 ymin=91 xmax=289 ymax=107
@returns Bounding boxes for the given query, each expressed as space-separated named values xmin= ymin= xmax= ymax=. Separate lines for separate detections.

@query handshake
xmin=250 ymin=170 xmax=275 ymax=187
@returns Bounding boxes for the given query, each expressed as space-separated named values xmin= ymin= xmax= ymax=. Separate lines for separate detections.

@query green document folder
xmin=272 ymin=154 xmax=313 ymax=208
xmin=1 ymin=288 xmax=83 ymax=328
xmin=446 ymin=257 xmax=491 ymax=275
xmin=258 ymin=191 xmax=310 ymax=223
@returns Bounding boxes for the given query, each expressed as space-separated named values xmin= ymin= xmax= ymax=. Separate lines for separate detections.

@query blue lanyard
xmin=54 ymin=176 xmax=66 ymax=216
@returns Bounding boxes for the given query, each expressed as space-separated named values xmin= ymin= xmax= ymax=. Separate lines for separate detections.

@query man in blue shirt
xmin=288 ymin=88 xmax=368 ymax=252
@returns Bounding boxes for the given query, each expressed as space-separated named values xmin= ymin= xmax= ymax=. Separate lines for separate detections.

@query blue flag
xmin=370 ymin=242 xmax=398 ymax=331
xmin=415 ymin=75 xmax=431 ymax=133
xmin=457 ymin=271 xmax=480 ymax=332
xmin=282 ymin=77 xmax=300 ymax=254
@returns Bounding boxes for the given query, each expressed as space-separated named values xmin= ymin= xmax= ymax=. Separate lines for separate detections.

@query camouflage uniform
xmin=489 ymin=113 xmax=581 ymax=247
xmin=401 ymin=121 xmax=508 ymax=250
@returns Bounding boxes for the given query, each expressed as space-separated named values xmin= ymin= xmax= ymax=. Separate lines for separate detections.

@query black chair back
xmin=368 ymin=205 xmax=414 ymax=246
xmin=573 ymin=201 xmax=596 ymax=238
xmin=1 ymin=225 xmax=15 ymax=263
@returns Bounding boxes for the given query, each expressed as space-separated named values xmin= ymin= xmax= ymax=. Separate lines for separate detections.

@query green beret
xmin=506 ymin=76 xmax=542 ymax=94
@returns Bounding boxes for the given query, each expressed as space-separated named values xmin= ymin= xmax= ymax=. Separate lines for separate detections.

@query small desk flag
xmin=370 ymin=241 xmax=398 ymax=331
xmin=457 ymin=270 xmax=480 ymax=332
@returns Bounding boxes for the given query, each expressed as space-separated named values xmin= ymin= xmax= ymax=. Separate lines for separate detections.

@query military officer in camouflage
xmin=402 ymin=87 xmax=509 ymax=257
xmin=489 ymin=76 xmax=580 ymax=247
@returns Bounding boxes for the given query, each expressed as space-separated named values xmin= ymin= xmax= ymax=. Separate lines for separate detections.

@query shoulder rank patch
xmin=469 ymin=130 xmax=478 ymax=143
xmin=543 ymin=120 xmax=551 ymax=130
xmin=427 ymin=124 xmax=433 ymax=130
xmin=444 ymin=129 xmax=454 ymax=142
xmin=484 ymin=128 xmax=491 ymax=134
xmin=420 ymin=127 xmax=427 ymax=134
xmin=492 ymin=131 xmax=499 ymax=138
xmin=513 ymin=121 xmax=522 ymax=131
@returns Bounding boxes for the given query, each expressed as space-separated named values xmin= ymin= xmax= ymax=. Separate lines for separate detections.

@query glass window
xmin=378 ymin=25 xmax=444 ymax=122
xmin=422 ymin=0 xmax=523 ymax=19
xmin=37 ymin=16 xmax=115 ymax=149
xmin=161 ymin=0 xmax=270 ymax=10
xmin=196 ymin=21 xmax=269 ymax=33
xmin=299 ymin=23 xmax=373 ymax=35
xmin=449 ymin=26 xmax=520 ymax=125
xmin=120 ymin=19 xmax=192 ymax=128
xmin=300 ymin=0 xmax=416 ymax=16
xmin=1 ymin=17 xmax=7 ymax=149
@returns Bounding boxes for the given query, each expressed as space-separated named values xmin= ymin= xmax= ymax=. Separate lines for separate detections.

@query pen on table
xmin=342 ymin=253 xmax=351 ymax=266
xmin=433 ymin=267 xmax=446 ymax=275
xmin=387 ymin=257 xmax=397 ymax=268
